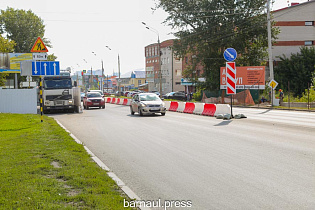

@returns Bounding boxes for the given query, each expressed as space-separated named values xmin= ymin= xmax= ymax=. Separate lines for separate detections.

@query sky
xmin=0 ymin=0 xmax=310 ymax=75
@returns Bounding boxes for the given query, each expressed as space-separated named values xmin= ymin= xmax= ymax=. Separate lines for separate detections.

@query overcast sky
xmin=0 ymin=0 xmax=309 ymax=75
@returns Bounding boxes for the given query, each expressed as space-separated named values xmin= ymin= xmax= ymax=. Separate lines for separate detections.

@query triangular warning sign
xmin=30 ymin=37 xmax=48 ymax=52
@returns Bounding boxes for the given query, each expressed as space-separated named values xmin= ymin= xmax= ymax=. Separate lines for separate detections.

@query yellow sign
xmin=31 ymin=37 xmax=48 ymax=52
xmin=9 ymin=53 xmax=33 ymax=70
xmin=268 ymin=79 xmax=278 ymax=90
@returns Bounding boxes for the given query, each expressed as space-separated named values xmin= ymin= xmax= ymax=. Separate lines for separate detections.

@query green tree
xmin=155 ymin=0 xmax=278 ymax=90
xmin=0 ymin=7 xmax=51 ymax=53
xmin=275 ymin=47 xmax=315 ymax=97
xmin=0 ymin=35 xmax=15 ymax=86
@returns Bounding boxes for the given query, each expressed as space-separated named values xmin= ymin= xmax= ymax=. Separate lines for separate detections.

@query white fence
xmin=0 ymin=88 xmax=37 ymax=114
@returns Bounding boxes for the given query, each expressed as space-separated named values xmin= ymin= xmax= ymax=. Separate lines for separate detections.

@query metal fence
xmin=0 ymin=88 xmax=37 ymax=114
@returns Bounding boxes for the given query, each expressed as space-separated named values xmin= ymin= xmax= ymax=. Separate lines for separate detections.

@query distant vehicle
xmin=163 ymin=92 xmax=175 ymax=99
xmin=149 ymin=91 xmax=160 ymax=96
xmin=80 ymin=92 xmax=85 ymax=102
xmin=164 ymin=91 xmax=186 ymax=101
xmin=124 ymin=91 xmax=130 ymax=97
xmin=83 ymin=92 xmax=105 ymax=109
xmin=130 ymin=93 xmax=166 ymax=116
xmin=88 ymin=90 xmax=104 ymax=97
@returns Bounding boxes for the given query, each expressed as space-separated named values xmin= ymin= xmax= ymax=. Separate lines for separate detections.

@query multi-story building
xmin=272 ymin=1 xmax=315 ymax=61
xmin=145 ymin=39 xmax=185 ymax=95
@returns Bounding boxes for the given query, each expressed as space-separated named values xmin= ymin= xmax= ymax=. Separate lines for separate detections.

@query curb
xmin=55 ymin=119 xmax=149 ymax=210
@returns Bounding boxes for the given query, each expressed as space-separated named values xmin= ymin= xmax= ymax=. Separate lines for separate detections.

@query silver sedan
xmin=130 ymin=93 xmax=166 ymax=116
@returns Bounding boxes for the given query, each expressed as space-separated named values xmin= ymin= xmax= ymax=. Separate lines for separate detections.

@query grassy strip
xmin=0 ymin=114 xmax=135 ymax=210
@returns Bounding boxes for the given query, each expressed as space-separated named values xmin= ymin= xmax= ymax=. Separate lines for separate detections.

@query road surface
xmin=52 ymin=104 xmax=315 ymax=209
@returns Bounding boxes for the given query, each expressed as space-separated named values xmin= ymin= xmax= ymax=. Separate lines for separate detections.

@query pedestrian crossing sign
xmin=31 ymin=37 xmax=48 ymax=52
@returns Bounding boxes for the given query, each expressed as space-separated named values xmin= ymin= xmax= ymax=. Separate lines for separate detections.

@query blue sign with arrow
xmin=223 ymin=48 xmax=237 ymax=62
xmin=32 ymin=61 xmax=60 ymax=76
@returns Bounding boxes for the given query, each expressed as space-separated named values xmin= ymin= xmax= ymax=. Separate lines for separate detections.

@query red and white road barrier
xmin=214 ymin=104 xmax=231 ymax=116
xmin=193 ymin=103 xmax=204 ymax=115
xmin=183 ymin=102 xmax=195 ymax=114
xmin=177 ymin=102 xmax=186 ymax=112
xmin=105 ymin=97 xmax=231 ymax=118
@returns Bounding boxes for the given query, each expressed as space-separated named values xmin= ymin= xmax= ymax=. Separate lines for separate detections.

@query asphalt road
xmin=52 ymin=104 xmax=315 ymax=210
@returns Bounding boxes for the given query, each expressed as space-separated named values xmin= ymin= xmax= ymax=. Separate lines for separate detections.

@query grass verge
xmin=0 ymin=113 xmax=135 ymax=210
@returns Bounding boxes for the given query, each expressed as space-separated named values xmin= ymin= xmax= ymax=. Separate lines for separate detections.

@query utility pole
xmin=101 ymin=60 xmax=104 ymax=92
xmin=267 ymin=0 xmax=274 ymax=106
xmin=90 ymin=66 xmax=93 ymax=89
xmin=118 ymin=54 xmax=121 ymax=93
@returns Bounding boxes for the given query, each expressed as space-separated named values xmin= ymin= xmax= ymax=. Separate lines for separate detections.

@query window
xmin=176 ymin=82 xmax=181 ymax=85
xmin=305 ymin=41 xmax=313 ymax=46
xmin=149 ymin=48 xmax=151 ymax=56
xmin=146 ymin=48 xmax=148 ymax=57
xmin=138 ymin=80 xmax=141 ymax=85
xmin=305 ymin=21 xmax=314 ymax=26
xmin=155 ymin=47 xmax=157 ymax=56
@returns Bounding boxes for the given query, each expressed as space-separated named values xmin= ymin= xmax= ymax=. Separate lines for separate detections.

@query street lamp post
xmin=106 ymin=46 xmax=121 ymax=94
xmin=142 ymin=22 xmax=162 ymax=96
xmin=92 ymin=52 xmax=104 ymax=91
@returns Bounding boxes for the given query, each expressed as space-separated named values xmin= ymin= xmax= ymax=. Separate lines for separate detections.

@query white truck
xmin=42 ymin=72 xmax=81 ymax=113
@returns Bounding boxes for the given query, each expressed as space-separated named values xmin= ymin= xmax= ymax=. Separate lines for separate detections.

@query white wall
xmin=0 ymin=88 xmax=37 ymax=114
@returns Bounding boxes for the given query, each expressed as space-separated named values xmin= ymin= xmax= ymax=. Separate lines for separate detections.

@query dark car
xmin=83 ymin=92 xmax=105 ymax=109
xmin=164 ymin=91 xmax=186 ymax=101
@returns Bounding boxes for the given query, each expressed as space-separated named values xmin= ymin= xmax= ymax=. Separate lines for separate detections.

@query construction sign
xmin=31 ymin=37 xmax=48 ymax=52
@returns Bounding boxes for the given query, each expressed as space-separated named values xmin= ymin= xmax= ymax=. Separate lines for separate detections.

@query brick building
xmin=273 ymin=1 xmax=315 ymax=61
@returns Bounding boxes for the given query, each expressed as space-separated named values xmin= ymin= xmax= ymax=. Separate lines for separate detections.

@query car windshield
xmin=87 ymin=93 xmax=101 ymax=98
xmin=44 ymin=78 xmax=72 ymax=89
xmin=139 ymin=94 xmax=161 ymax=101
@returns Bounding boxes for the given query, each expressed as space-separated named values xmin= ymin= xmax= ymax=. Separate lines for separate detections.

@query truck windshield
xmin=44 ymin=78 xmax=72 ymax=89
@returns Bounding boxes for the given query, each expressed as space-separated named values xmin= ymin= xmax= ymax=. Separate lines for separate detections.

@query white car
xmin=130 ymin=93 xmax=166 ymax=116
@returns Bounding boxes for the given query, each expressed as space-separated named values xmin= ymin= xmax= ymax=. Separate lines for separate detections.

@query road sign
xmin=30 ymin=37 xmax=48 ymax=52
xmin=224 ymin=48 xmax=237 ymax=62
xmin=226 ymin=62 xmax=236 ymax=94
xmin=32 ymin=61 xmax=60 ymax=76
xmin=33 ymin=53 xmax=47 ymax=60
xmin=268 ymin=79 xmax=278 ymax=90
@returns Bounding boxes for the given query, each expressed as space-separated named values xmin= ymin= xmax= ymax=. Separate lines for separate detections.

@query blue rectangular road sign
xmin=32 ymin=61 xmax=60 ymax=76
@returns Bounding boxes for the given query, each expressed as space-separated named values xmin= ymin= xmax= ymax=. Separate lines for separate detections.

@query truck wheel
xmin=102 ymin=105 xmax=105 ymax=109
xmin=87 ymin=106 xmax=89 ymax=110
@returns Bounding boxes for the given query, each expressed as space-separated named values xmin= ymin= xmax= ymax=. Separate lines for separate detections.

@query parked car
xmin=163 ymin=92 xmax=175 ymax=99
xmin=88 ymin=90 xmax=104 ymax=97
xmin=149 ymin=91 xmax=160 ymax=96
xmin=130 ymin=93 xmax=166 ymax=116
xmin=124 ymin=91 xmax=130 ymax=97
xmin=164 ymin=91 xmax=186 ymax=101
xmin=83 ymin=92 xmax=105 ymax=109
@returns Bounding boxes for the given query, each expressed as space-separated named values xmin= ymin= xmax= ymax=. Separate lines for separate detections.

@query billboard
xmin=0 ymin=53 xmax=33 ymax=73
xmin=220 ymin=66 xmax=265 ymax=90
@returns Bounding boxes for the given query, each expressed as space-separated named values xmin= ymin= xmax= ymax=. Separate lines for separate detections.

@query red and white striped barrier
xmin=183 ymin=102 xmax=195 ymax=114
xmin=177 ymin=102 xmax=186 ymax=112
xmin=105 ymin=97 xmax=231 ymax=118
xmin=214 ymin=104 xmax=231 ymax=116
xmin=193 ymin=103 xmax=204 ymax=115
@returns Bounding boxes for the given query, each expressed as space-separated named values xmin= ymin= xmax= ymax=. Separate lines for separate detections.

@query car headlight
xmin=101 ymin=98 xmax=105 ymax=101
xmin=68 ymin=99 xmax=73 ymax=104
xmin=87 ymin=99 xmax=91 ymax=102
xmin=140 ymin=103 xmax=146 ymax=107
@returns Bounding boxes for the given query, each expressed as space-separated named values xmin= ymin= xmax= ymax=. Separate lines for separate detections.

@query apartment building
xmin=145 ymin=39 xmax=185 ymax=94
xmin=273 ymin=1 xmax=315 ymax=60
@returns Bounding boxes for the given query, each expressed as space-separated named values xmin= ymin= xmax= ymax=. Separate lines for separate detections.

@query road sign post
xmin=224 ymin=48 xmax=237 ymax=118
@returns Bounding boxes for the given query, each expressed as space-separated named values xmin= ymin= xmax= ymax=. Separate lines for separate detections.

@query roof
xmin=273 ymin=0 xmax=315 ymax=13
xmin=120 ymin=70 xmax=145 ymax=79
